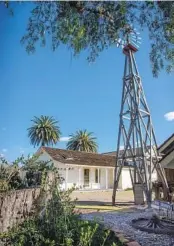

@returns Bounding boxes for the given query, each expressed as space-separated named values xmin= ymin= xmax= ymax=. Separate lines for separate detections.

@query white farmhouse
xmin=37 ymin=147 xmax=133 ymax=191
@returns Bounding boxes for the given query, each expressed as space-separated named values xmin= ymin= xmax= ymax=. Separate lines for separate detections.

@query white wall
xmin=118 ymin=173 xmax=122 ymax=189
xmin=100 ymin=168 xmax=106 ymax=189
xmin=66 ymin=167 xmax=79 ymax=189
xmin=152 ymin=170 xmax=157 ymax=181
xmin=38 ymin=152 xmax=68 ymax=189
xmin=121 ymin=168 xmax=132 ymax=190
xmin=37 ymin=152 xmax=52 ymax=162
xmin=38 ymin=152 xmax=66 ymax=177
xmin=108 ymin=169 xmax=114 ymax=189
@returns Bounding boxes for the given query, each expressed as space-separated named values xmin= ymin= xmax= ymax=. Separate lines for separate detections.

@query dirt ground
xmin=71 ymin=189 xmax=134 ymax=206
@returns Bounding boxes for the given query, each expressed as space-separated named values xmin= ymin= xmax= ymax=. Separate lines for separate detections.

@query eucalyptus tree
xmin=18 ymin=1 xmax=174 ymax=76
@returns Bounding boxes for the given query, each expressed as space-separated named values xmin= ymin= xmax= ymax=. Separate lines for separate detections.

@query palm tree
xmin=28 ymin=115 xmax=61 ymax=147
xmin=66 ymin=130 xmax=98 ymax=153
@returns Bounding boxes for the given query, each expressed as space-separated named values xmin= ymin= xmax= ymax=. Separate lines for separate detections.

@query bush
xmin=1 ymin=219 xmax=122 ymax=246
xmin=0 ymin=185 xmax=122 ymax=246
xmin=0 ymin=155 xmax=123 ymax=246
xmin=0 ymin=155 xmax=58 ymax=191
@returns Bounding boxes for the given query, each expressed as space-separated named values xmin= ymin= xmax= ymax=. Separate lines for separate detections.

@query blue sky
xmin=0 ymin=3 xmax=174 ymax=161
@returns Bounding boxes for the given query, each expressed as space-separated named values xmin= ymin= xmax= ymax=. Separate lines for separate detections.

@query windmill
xmin=112 ymin=25 xmax=169 ymax=207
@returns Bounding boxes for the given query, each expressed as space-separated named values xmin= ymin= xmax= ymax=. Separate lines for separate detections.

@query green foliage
xmin=0 ymin=154 xmax=58 ymax=191
xmin=27 ymin=115 xmax=61 ymax=147
xmin=67 ymin=129 xmax=98 ymax=153
xmin=20 ymin=1 xmax=174 ymax=77
xmin=21 ymin=154 xmax=57 ymax=188
xmin=0 ymin=175 xmax=122 ymax=246
xmin=0 ymin=157 xmax=24 ymax=192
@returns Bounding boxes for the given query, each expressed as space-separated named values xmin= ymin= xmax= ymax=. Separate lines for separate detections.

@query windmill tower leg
xmin=112 ymin=43 xmax=169 ymax=207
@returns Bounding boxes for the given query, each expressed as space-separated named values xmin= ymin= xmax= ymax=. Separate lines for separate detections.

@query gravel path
xmin=81 ymin=210 xmax=174 ymax=246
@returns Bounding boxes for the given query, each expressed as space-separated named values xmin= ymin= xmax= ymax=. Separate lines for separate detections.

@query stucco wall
xmin=121 ymin=168 xmax=132 ymax=190
xmin=108 ymin=169 xmax=114 ymax=189
xmin=152 ymin=170 xmax=157 ymax=181
xmin=99 ymin=168 xmax=105 ymax=189
xmin=38 ymin=152 xmax=67 ymax=188
xmin=118 ymin=173 xmax=122 ymax=189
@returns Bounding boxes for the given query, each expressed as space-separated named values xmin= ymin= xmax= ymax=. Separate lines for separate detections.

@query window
xmin=95 ymin=169 xmax=100 ymax=183
xmin=84 ymin=169 xmax=90 ymax=187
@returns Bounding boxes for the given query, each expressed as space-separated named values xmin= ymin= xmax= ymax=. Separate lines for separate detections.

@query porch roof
xmin=158 ymin=133 xmax=174 ymax=153
xmin=102 ymin=146 xmax=151 ymax=158
xmin=39 ymin=147 xmax=117 ymax=167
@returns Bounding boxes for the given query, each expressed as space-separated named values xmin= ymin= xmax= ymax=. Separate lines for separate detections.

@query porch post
xmin=65 ymin=167 xmax=68 ymax=190
xmin=105 ymin=168 xmax=108 ymax=189
xmin=98 ymin=168 xmax=100 ymax=189
xmin=78 ymin=167 xmax=82 ymax=188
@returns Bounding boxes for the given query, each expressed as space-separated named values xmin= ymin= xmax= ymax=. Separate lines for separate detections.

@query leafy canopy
xmin=67 ymin=129 xmax=98 ymax=153
xmin=20 ymin=1 xmax=174 ymax=77
xmin=0 ymin=154 xmax=56 ymax=191
xmin=28 ymin=115 xmax=61 ymax=147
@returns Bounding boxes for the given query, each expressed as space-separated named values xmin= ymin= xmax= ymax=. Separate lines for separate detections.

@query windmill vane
xmin=116 ymin=25 xmax=141 ymax=50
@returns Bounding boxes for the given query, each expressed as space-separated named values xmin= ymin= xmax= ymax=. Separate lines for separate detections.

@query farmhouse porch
xmin=61 ymin=165 xmax=115 ymax=190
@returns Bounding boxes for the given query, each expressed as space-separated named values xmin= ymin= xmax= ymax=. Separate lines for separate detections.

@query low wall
xmin=0 ymin=188 xmax=41 ymax=232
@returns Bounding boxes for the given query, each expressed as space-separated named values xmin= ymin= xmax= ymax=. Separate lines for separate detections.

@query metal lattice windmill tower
xmin=112 ymin=25 xmax=169 ymax=207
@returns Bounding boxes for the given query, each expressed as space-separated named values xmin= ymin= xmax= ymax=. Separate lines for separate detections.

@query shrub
xmin=0 ymin=155 xmax=122 ymax=246
xmin=1 ymin=218 xmax=121 ymax=246
xmin=0 ymin=184 xmax=122 ymax=246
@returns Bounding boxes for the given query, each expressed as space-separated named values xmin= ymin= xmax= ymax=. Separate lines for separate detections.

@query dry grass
xmin=71 ymin=189 xmax=134 ymax=204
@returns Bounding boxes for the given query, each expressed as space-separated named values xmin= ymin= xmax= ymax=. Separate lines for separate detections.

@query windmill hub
xmin=123 ymin=44 xmax=138 ymax=55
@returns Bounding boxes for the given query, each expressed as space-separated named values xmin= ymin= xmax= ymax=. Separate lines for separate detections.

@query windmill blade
xmin=115 ymin=38 xmax=120 ymax=46
xmin=116 ymin=25 xmax=141 ymax=50
xmin=131 ymin=37 xmax=138 ymax=41
xmin=131 ymin=39 xmax=138 ymax=43
xmin=131 ymin=40 xmax=139 ymax=46
xmin=118 ymin=38 xmax=121 ymax=43
xmin=132 ymin=36 xmax=141 ymax=40
xmin=131 ymin=35 xmax=139 ymax=39
xmin=131 ymin=34 xmax=138 ymax=38
xmin=132 ymin=40 xmax=141 ymax=45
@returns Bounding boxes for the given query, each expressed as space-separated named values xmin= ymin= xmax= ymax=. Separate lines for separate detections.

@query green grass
xmin=75 ymin=204 xmax=133 ymax=212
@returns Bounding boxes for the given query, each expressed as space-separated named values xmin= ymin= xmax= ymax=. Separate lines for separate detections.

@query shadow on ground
xmin=75 ymin=201 xmax=134 ymax=207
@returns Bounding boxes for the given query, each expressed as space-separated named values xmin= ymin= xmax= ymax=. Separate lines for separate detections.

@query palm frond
xmin=66 ymin=129 xmax=98 ymax=153
xmin=28 ymin=115 xmax=61 ymax=147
